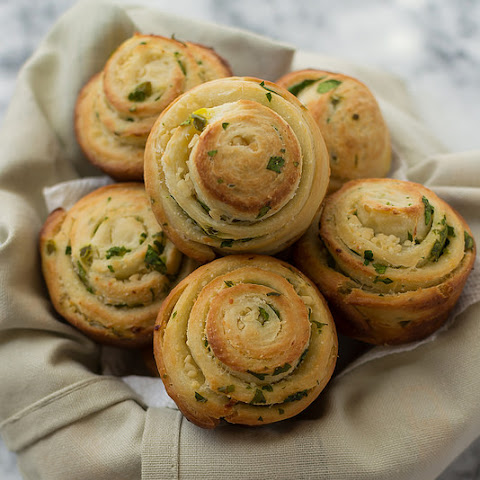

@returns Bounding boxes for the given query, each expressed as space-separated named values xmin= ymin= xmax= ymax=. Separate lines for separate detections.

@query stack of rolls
xmin=38 ymin=34 xmax=476 ymax=428
xmin=75 ymin=33 xmax=232 ymax=181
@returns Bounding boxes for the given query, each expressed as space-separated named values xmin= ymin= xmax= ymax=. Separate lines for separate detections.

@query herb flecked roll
xmin=294 ymin=178 xmax=476 ymax=345
xmin=154 ymin=255 xmax=338 ymax=428
xmin=276 ymin=70 xmax=391 ymax=193
xmin=144 ymin=76 xmax=330 ymax=263
xmin=75 ymin=34 xmax=231 ymax=181
xmin=39 ymin=183 xmax=198 ymax=347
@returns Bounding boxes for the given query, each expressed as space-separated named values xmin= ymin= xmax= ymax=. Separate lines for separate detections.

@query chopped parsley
xmin=272 ymin=363 xmax=291 ymax=375
xmin=311 ymin=320 xmax=328 ymax=333
xmin=373 ymin=263 xmax=387 ymax=274
xmin=363 ymin=250 xmax=374 ymax=265
xmin=222 ymin=122 xmax=229 ymax=130
xmin=65 ymin=245 xmax=71 ymax=255
xmin=422 ymin=196 xmax=434 ymax=225
xmin=128 ymin=81 xmax=152 ymax=102
xmin=266 ymin=291 xmax=281 ymax=297
xmin=258 ymin=307 xmax=269 ymax=325
xmin=373 ymin=276 xmax=393 ymax=284
xmin=80 ymin=245 xmax=94 ymax=266
xmin=257 ymin=205 xmax=271 ymax=219
xmin=464 ymin=231 xmax=474 ymax=251
xmin=224 ymin=280 xmax=234 ymax=287
xmin=247 ymin=370 xmax=266 ymax=381
xmin=195 ymin=392 xmax=207 ymax=403
xmin=218 ymin=385 xmax=235 ymax=393
xmin=220 ymin=239 xmax=234 ymax=248
xmin=144 ymin=244 xmax=167 ymax=274
xmin=251 ymin=389 xmax=267 ymax=404
xmin=288 ymin=78 xmax=322 ymax=96
xmin=106 ymin=246 xmax=131 ymax=259
xmin=316 ymin=79 xmax=342 ymax=94
xmin=283 ymin=390 xmax=308 ymax=403
xmin=207 ymin=150 xmax=217 ymax=157
xmin=266 ymin=156 xmax=285 ymax=174
xmin=191 ymin=113 xmax=207 ymax=131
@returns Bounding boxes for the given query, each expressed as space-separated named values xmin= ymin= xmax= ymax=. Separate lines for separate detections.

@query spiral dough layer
xmin=154 ymin=255 xmax=338 ymax=428
xmin=40 ymin=183 xmax=198 ymax=347
xmin=144 ymin=76 xmax=330 ymax=262
xmin=294 ymin=178 xmax=476 ymax=345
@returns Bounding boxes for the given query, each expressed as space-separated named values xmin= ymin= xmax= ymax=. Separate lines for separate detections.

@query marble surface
xmin=0 ymin=0 xmax=479 ymax=479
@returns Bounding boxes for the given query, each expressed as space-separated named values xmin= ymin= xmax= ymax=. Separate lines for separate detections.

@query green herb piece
xmin=222 ymin=122 xmax=229 ymax=130
xmin=220 ymin=239 xmax=234 ymax=248
xmin=128 ymin=81 xmax=152 ymax=102
xmin=352 ymin=113 xmax=360 ymax=120
xmin=45 ymin=240 xmax=56 ymax=255
xmin=272 ymin=363 xmax=291 ymax=375
xmin=311 ymin=320 xmax=328 ymax=333
xmin=373 ymin=277 xmax=393 ymax=284
xmin=144 ymin=244 xmax=167 ymax=274
xmin=65 ymin=245 xmax=72 ymax=255
xmin=407 ymin=232 xmax=413 ymax=242
xmin=259 ymin=80 xmax=277 ymax=95
xmin=399 ymin=320 xmax=411 ymax=328
xmin=258 ymin=307 xmax=269 ymax=325
xmin=430 ymin=224 xmax=448 ymax=262
xmin=224 ymin=280 xmax=234 ymax=287
xmin=288 ymin=78 xmax=320 ymax=96
xmin=195 ymin=392 xmax=207 ymax=403
xmin=217 ymin=178 xmax=224 ymax=184
xmin=278 ymin=408 xmax=285 ymax=415
xmin=266 ymin=292 xmax=281 ymax=297
xmin=447 ymin=225 xmax=455 ymax=237
xmin=80 ymin=244 xmax=94 ymax=266
xmin=76 ymin=261 xmax=93 ymax=293
xmin=464 ymin=231 xmax=474 ymax=251
xmin=373 ymin=263 xmax=387 ymax=274
xmin=422 ymin=196 xmax=434 ymax=225
xmin=251 ymin=389 xmax=267 ymax=404
xmin=266 ymin=156 xmax=285 ymax=174
xmin=247 ymin=370 xmax=266 ymax=381
xmin=317 ymin=79 xmax=342 ymax=94
xmin=173 ymin=51 xmax=187 ymax=75
xmin=171 ymin=311 xmax=177 ymax=319
xmin=107 ymin=265 xmax=114 ymax=273
xmin=262 ymin=384 xmax=273 ymax=392
xmin=106 ymin=246 xmax=130 ymax=259
xmin=257 ymin=205 xmax=271 ymax=219
xmin=197 ymin=199 xmax=210 ymax=214
xmin=284 ymin=390 xmax=308 ymax=403
xmin=191 ymin=113 xmax=207 ymax=131
xmin=139 ymin=232 xmax=148 ymax=245
xmin=363 ymin=250 xmax=374 ymax=265
xmin=218 ymin=385 xmax=235 ymax=393
xmin=139 ymin=41 xmax=147 ymax=45
xmin=126 ymin=117 xmax=134 ymax=122
xmin=180 ymin=118 xmax=191 ymax=126
xmin=266 ymin=92 xmax=272 ymax=102
xmin=207 ymin=150 xmax=218 ymax=157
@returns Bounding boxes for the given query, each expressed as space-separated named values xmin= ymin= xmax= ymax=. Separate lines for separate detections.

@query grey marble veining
xmin=0 ymin=1 xmax=479 ymax=479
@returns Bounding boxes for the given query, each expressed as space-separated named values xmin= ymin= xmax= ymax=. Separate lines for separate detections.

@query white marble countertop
xmin=0 ymin=1 xmax=479 ymax=479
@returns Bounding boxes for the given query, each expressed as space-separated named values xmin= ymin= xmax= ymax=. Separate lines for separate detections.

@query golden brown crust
xmin=74 ymin=33 xmax=231 ymax=181
xmin=144 ymin=76 xmax=330 ymax=263
xmin=294 ymin=178 xmax=476 ymax=345
xmin=153 ymin=255 xmax=338 ymax=428
xmin=39 ymin=183 xmax=198 ymax=348
xmin=276 ymin=69 xmax=391 ymax=193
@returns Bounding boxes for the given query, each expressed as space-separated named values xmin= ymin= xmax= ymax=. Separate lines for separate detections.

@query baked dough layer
xmin=154 ymin=255 xmax=338 ymax=428
xmin=276 ymin=69 xmax=391 ymax=192
xmin=40 ymin=183 xmax=197 ymax=347
xmin=75 ymin=34 xmax=232 ymax=180
xmin=294 ymin=178 xmax=476 ymax=345
xmin=144 ymin=76 xmax=330 ymax=262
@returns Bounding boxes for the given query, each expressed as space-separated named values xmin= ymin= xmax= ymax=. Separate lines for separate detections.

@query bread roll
xmin=144 ymin=76 xmax=330 ymax=262
xmin=75 ymin=34 xmax=232 ymax=181
xmin=154 ymin=254 xmax=338 ymax=428
xmin=39 ymin=183 xmax=198 ymax=347
xmin=294 ymin=178 xmax=476 ymax=345
xmin=276 ymin=70 xmax=391 ymax=192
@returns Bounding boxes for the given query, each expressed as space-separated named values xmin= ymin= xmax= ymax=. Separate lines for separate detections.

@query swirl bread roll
xmin=39 ymin=183 xmax=198 ymax=348
xmin=276 ymin=70 xmax=391 ymax=193
xmin=154 ymin=255 xmax=338 ymax=428
xmin=294 ymin=178 xmax=476 ymax=345
xmin=75 ymin=34 xmax=232 ymax=181
xmin=144 ymin=76 xmax=330 ymax=263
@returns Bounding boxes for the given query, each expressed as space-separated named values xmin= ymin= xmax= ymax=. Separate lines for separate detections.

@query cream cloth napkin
xmin=1 ymin=1 xmax=479 ymax=479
